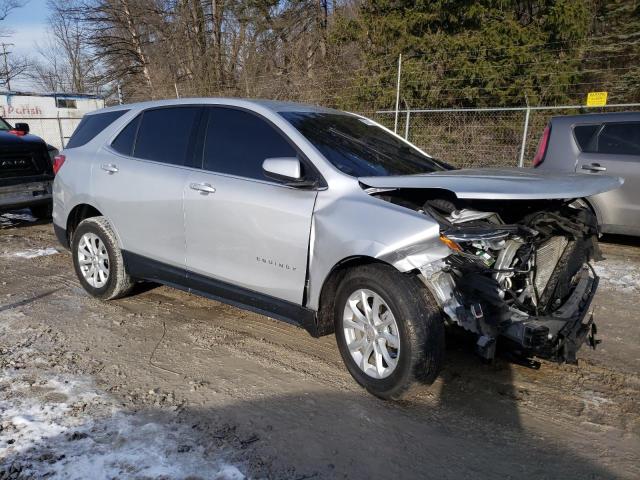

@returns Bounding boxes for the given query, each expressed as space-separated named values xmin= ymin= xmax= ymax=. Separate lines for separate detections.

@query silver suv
xmin=53 ymin=99 xmax=621 ymax=399
xmin=532 ymin=112 xmax=640 ymax=236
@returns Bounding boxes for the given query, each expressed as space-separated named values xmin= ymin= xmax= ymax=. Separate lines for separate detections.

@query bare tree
xmin=0 ymin=0 xmax=25 ymax=21
xmin=70 ymin=0 xmax=162 ymax=98
xmin=0 ymin=0 xmax=29 ymax=89
xmin=50 ymin=0 xmax=353 ymax=103
xmin=29 ymin=0 xmax=99 ymax=93
xmin=0 ymin=51 xmax=29 ymax=89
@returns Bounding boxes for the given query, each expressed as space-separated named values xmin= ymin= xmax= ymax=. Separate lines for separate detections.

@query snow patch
xmin=0 ymin=370 xmax=245 ymax=479
xmin=2 ymin=247 xmax=59 ymax=259
xmin=594 ymin=258 xmax=640 ymax=292
xmin=0 ymin=210 xmax=37 ymax=223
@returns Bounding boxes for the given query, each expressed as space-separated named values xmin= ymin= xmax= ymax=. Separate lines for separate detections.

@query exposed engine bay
xmin=371 ymin=188 xmax=601 ymax=364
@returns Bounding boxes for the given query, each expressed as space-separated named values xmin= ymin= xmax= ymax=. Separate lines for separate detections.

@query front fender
xmin=307 ymin=188 xmax=449 ymax=310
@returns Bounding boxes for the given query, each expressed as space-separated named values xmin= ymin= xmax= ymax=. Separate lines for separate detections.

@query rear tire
xmin=334 ymin=263 xmax=444 ymax=399
xmin=71 ymin=216 xmax=134 ymax=300
xmin=29 ymin=203 xmax=52 ymax=219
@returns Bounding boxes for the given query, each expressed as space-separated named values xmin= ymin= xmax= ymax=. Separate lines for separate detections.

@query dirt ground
xmin=0 ymin=211 xmax=639 ymax=479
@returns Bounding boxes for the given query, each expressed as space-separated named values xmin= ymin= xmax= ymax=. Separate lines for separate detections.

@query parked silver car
xmin=53 ymin=99 xmax=621 ymax=399
xmin=533 ymin=111 xmax=639 ymax=236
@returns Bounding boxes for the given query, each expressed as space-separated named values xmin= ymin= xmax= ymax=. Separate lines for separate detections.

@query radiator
xmin=535 ymin=236 xmax=569 ymax=297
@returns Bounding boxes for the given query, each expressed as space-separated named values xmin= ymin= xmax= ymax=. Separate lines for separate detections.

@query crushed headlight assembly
xmin=443 ymin=226 xmax=516 ymax=243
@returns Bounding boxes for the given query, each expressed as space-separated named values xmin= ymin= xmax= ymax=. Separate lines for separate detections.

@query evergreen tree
xmin=585 ymin=0 xmax=640 ymax=103
xmin=336 ymin=1 xmax=595 ymax=108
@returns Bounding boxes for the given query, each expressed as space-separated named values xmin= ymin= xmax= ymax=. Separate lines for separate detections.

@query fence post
xmin=518 ymin=107 xmax=531 ymax=167
xmin=404 ymin=109 xmax=410 ymax=140
xmin=394 ymin=54 xmax=402 ymax=133
xmin=56 ymin=113 xmax=65 ymax=149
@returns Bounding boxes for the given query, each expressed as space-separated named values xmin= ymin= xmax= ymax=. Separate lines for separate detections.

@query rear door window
xmin=66 ymin=110 xmax=128 ymax=148
xmin=596 ymin=123 xmax=640 ymax=156
xmin=202 ymin=107 xmax=297 ymax=180
xmin=133 ymin=107 xmax=202 ymax=166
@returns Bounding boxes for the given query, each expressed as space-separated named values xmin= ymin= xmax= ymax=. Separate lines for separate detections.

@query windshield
xmin=280 ymin=111 xmax=450 ymax=176
xmin=0 ymin=117 xmax=11 ymax=130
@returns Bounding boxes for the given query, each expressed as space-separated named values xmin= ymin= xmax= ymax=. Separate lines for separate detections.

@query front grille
xmin=0 ymin=148 xmax=41 ymax=179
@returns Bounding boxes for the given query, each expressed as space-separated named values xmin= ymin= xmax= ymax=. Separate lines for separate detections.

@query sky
xmin=2 ymin=0 xmax=50 ymax=90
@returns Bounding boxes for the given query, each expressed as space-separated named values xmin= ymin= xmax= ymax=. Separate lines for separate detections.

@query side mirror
xmin=262 ymin=157 xmax=302 ymax=182
xmin=14 ymin=122 xmax=29 ymax=134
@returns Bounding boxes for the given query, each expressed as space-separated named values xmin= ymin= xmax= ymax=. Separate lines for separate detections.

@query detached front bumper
xmin=501 ymin=267 xmax=598 ymax=363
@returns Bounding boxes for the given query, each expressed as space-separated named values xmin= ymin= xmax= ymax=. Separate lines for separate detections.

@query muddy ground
xmin=0 ymin=212 xmax=639 ymax=479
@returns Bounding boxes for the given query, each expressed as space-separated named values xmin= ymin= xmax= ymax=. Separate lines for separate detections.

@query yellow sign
xmin=587 ymin=91 xmax=608 ymax=107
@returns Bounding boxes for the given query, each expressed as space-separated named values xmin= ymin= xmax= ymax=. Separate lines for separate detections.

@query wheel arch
xmin=575 ymin=196 xmax=603 ymax=229
xmin=585 ymin=196 xmax=604 ymax=225
xmin=314 ymin=255 xmax=393 ymax=336
xmin=65 ymin=204 xmax=125 ymax=253
xmin=65 ymin=203 xmax=103 ymax=242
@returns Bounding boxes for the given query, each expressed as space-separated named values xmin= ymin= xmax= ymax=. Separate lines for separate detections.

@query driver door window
xmin=202 ymin=107 xmax=298 ymax=181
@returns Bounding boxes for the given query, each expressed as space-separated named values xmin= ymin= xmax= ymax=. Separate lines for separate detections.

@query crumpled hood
xmin=359 ymin=168 xmax=623 ymax=200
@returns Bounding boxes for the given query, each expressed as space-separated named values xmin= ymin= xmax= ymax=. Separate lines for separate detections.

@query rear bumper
xmin=0 ymin=180 xmax=52 ymax=212
xmin=501 ymin=267 xmax=598 ymax=363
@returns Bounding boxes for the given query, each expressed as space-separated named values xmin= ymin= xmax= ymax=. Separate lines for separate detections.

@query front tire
xmin=334 ymin=263 xmax=444 ymax=399
xmin=71 ymin=216 xmax=134 ymax=300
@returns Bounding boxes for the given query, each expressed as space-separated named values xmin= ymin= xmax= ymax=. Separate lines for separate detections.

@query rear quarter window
xmin=111 ymin=114 xmax=141 ymax=156
xmin=573 ymin=124 xmax=600 ymax=151
xmin=66 ymin=110 xmax=128 ymax=149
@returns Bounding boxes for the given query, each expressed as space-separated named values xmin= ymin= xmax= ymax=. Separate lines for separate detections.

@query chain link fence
xmin=370 ymin=103 xmax=640 ymax=169
xmin=7 ymin=103 xmax=640 ymax=162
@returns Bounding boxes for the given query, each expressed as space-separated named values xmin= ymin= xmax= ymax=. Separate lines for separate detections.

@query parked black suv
xmin=0 ymin=117 xmax=55 ymax=219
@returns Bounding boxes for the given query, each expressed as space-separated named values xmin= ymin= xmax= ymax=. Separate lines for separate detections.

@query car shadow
xmin=121 ymin=286 xmax=526 ymax=431
xmin=600 ymin=233 xmax=640 ymax=247
xmin=436 ymin=327 xmax=523 ymax=429
xmin=0 ymin=388 xmax=620 ymax=479
xmin=128 ymin=281 xmax=162 ymax=296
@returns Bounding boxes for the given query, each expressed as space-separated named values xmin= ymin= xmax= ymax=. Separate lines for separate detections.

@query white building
xmin=0 ymin=91 xmax=105 ymax=149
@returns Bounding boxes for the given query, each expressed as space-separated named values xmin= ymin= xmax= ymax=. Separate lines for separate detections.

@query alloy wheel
xmin=342 ymin=289 xmax=400 ymax=379
xmin=77 ymin=232 xmax=110 ymax=288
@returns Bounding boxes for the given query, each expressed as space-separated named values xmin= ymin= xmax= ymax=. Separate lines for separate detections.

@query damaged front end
xmin=372 ymin=189 xmax=602 ymax=364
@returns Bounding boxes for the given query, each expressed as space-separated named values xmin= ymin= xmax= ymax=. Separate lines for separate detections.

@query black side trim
xmin=122 ymin=251 xmax=318 ymax=336
xmin=122 ymin=250 xmax=186 ymax=287
xmin=54 ymin=223 xmax=69 ymax=249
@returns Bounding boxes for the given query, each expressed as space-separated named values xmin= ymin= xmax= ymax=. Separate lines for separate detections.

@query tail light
xmin=532 ymin=124 xmax=551 ymax=168
xmin=53 ymin=154 xmax=66 ymax=174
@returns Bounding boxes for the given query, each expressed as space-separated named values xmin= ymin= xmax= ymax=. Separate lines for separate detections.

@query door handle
xmin=101 ymin=163 xmax=119 ymax=174
xmin=189 ymin=182 xmax=216 ymax=194
xmin=582 ymin=164 xmax=607 ymax=172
